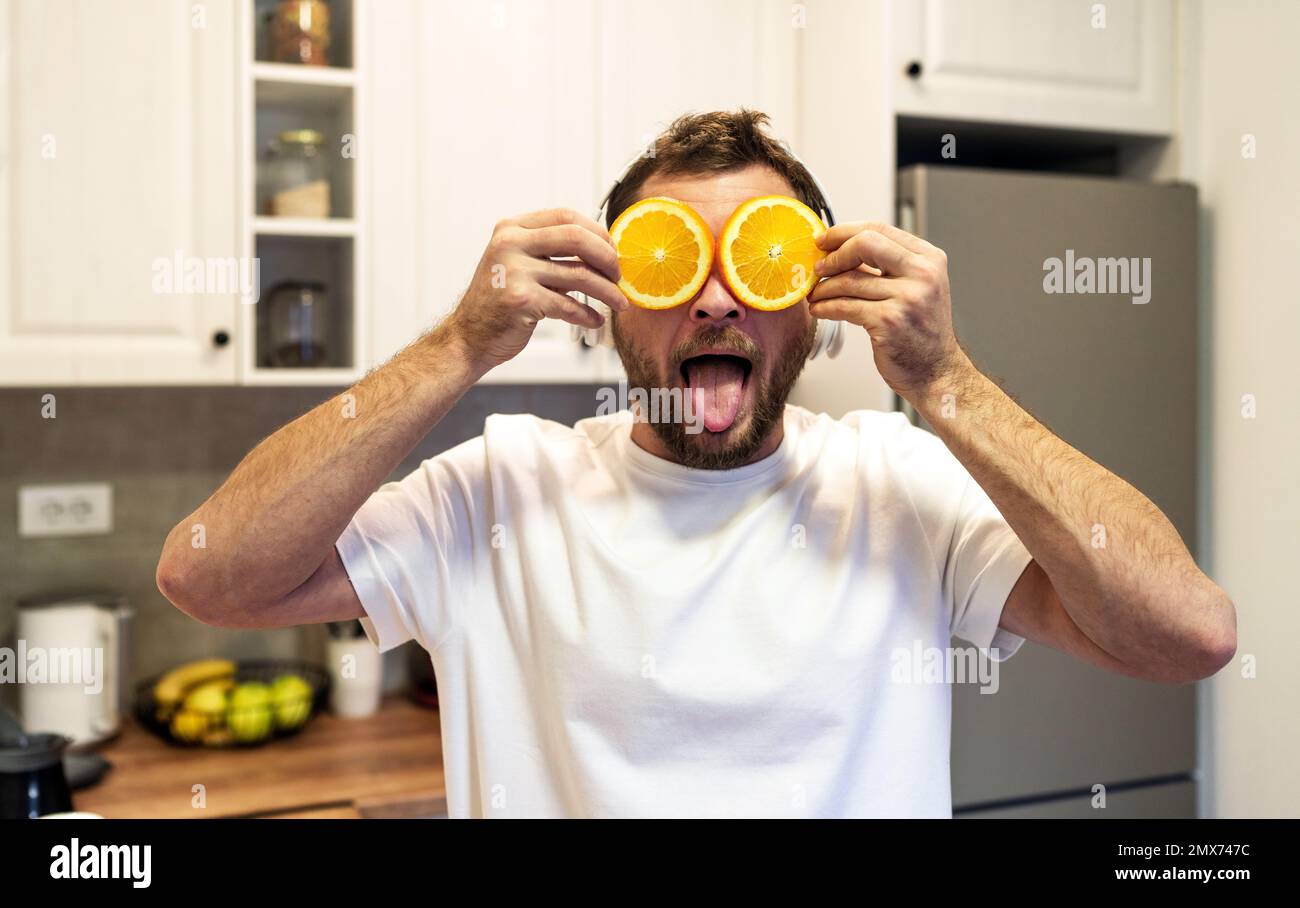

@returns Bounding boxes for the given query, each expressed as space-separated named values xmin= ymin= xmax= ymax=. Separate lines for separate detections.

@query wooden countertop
xmin=75 ymin=696 xmax=447 ymax=819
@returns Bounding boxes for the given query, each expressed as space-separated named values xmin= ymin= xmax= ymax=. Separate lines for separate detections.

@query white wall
xmin=1192 ymin=0 xmax=1300 ymax=818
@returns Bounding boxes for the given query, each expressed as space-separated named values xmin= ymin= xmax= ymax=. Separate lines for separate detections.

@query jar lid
xmin=277 ymin=129 xmax=325 ymax=146
xmin=0 ymin=733 xmax=69 ymax=773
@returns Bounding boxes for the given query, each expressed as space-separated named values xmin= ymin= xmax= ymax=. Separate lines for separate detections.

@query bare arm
xmin=156 ymin=327 xmax=484 ymax=628
xmin=809 ymin=220 xmax=1236 ymax=684
xmin=913 ymin=361 xmax=1236 ymax=684
xmin=157 ymin=208 xmax=627 ymax=628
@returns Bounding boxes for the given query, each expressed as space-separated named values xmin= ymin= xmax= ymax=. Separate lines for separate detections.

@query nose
xmin=689 ymin=266 xmax=746 ymax=326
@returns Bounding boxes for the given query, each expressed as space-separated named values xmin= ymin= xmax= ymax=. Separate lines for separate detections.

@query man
xmin=157 ymin=110 xmax=1236 ymax=818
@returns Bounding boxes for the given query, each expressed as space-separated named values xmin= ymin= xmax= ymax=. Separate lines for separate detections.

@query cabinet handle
xmin=905 ymin=60 xmax=923 ymax=79
xmin=212 ymin=330 xmax=231 ymax=348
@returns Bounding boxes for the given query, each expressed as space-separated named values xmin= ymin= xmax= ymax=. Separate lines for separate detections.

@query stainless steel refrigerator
xmin=896 ymin=166 xmax=1200 ymax=818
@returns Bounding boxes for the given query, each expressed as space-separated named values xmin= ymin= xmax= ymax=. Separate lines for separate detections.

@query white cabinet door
xmin=0 ymin=0 xmax=239 ymax=386
xmin=892 ymin=0 xmax=1173 ymax=135
xmin=363 ymin=0 xmax=618 ymax=383
xmin=596 ymin=0 xmax=799 ymax=187
xmin=788 ymin=0 xmax=898 ymax=417
xmin=362 ymin=0 xmax=424 ymax=373
xmin=367 ymin=0 xmax=799 ymax=384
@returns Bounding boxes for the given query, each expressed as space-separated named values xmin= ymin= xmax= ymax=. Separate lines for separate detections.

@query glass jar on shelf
xmin=269 ymin=0 xmax=332 ymax=66
xmin=263 ymin=281 xmax=332 ymax=368
xmin=261 ymin=129 xmax=331 ymax=219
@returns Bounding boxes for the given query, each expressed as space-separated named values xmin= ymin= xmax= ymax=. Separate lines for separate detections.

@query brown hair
xmin=603 ymin=109 xmax=830 ymax=229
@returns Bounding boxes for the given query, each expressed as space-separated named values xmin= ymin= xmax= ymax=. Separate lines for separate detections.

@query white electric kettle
xmin=16 ymin=592 xmax=133 ymax=747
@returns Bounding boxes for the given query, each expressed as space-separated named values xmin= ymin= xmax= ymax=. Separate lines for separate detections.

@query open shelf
xmin=255 ymin=216 xmax=356 ymax=238
xmin=254 ymin=102 xmax=354 ymax=219
xmin=253 ymin=60 xmax=356 ymax=87
xmin=240 ymin=0 xmax=365 ymax=386
xmin=253 ymin=234 xmax=355 ymax=371
xmin=253 ymin=0 xmax=354 ymax=68
xmin=254 ymin=62 xmax=355 ymax=108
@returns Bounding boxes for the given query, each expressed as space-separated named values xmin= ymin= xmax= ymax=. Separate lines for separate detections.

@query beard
xmin=612 ymin=317 xmax=815 ymax=470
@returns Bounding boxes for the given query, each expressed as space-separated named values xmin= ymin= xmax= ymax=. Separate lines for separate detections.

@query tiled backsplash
xmin=0 ymin=384 xmax=602 ymax=710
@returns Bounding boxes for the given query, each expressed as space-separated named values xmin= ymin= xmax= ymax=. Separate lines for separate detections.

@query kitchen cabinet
xmin=0 ymin=0 xmax=803 ymax=387
xmin=0 ymin=0 xmax=240 ymax=385
xmin=239 ymin=0 xmax=367 ymax=385
xmin=788 ymin=0 xmax=899 ymax=416
xmin=0 ymin=0 xmax=1178 ymax=388
xmin=594 ymin=0 xmax=799 ymax=187
xmin=891 ymin=0 xmax=1174 ymax=135
xmin=365 ymin=0 xmax=799 ymax=383
xmin=366 ymin=0 xmax=618 ymax=382
xmin=419 ymin=0 xmax=617 ymax=383
xmin=364 ymin=0 xmax=617 ymax=383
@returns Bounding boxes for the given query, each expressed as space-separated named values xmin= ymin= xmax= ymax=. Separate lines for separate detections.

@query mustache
xmin=670 ymin=326 xmax=764 ymax=373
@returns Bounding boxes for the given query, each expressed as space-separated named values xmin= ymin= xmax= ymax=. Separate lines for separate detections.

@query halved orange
xmin=610 ymin=197 xmax=714 ymax=309
xmin=718 ymin=195 xmax=826 ymax=311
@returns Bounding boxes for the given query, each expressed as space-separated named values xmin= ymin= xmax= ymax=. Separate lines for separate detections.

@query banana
xmin=170 ymin=709 xmax=208 ymax=743
xmin=153 ymin=658 xmax=237 ymax=707
xmin=183 ymin=677 xmax=235 ymax=716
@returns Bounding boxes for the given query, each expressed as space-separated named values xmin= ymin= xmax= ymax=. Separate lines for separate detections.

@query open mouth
xmin=678 ymin=353 xmax=753 ymax=433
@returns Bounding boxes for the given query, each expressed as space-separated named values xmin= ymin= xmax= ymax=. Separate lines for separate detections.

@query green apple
xmin=227 ymin=681 xmax=273 ymax=743
xmin=270 ymin=674 xmax=314 ymax=730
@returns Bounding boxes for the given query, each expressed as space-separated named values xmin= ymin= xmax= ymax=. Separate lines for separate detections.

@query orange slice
xmin=610 ymin=197 xmax=714 ymax=310
xmin=718 ymin=195 xmax=826 ymax=311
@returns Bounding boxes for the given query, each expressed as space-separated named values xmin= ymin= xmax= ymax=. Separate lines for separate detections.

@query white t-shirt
xmin=335 ymin=404 xmax=1033 ymax=818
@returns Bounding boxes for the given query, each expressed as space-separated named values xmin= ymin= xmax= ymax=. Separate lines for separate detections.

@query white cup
xmin=326 ymin=638 xmax=382 ymax=718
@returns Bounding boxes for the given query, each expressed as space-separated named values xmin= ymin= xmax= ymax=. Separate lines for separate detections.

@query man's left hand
xmin=808 ymin=222 xmax=972 ymax=401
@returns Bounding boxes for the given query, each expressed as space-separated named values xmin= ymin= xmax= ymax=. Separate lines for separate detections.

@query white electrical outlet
xmin=18 ymin=483 xmax=114 ymax=537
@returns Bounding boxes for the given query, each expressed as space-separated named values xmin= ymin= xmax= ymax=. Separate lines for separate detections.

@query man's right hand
xmin=444 ymin=208 xmax=630 ymax=371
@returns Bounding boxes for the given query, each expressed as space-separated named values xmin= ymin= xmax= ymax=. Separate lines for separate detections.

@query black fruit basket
xmin=135 ymin=659 xmax=331 ymax=748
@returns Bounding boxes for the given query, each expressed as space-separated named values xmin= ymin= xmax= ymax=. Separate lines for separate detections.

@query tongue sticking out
xmin=684 ymin=357 xmax=747 ymax=433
